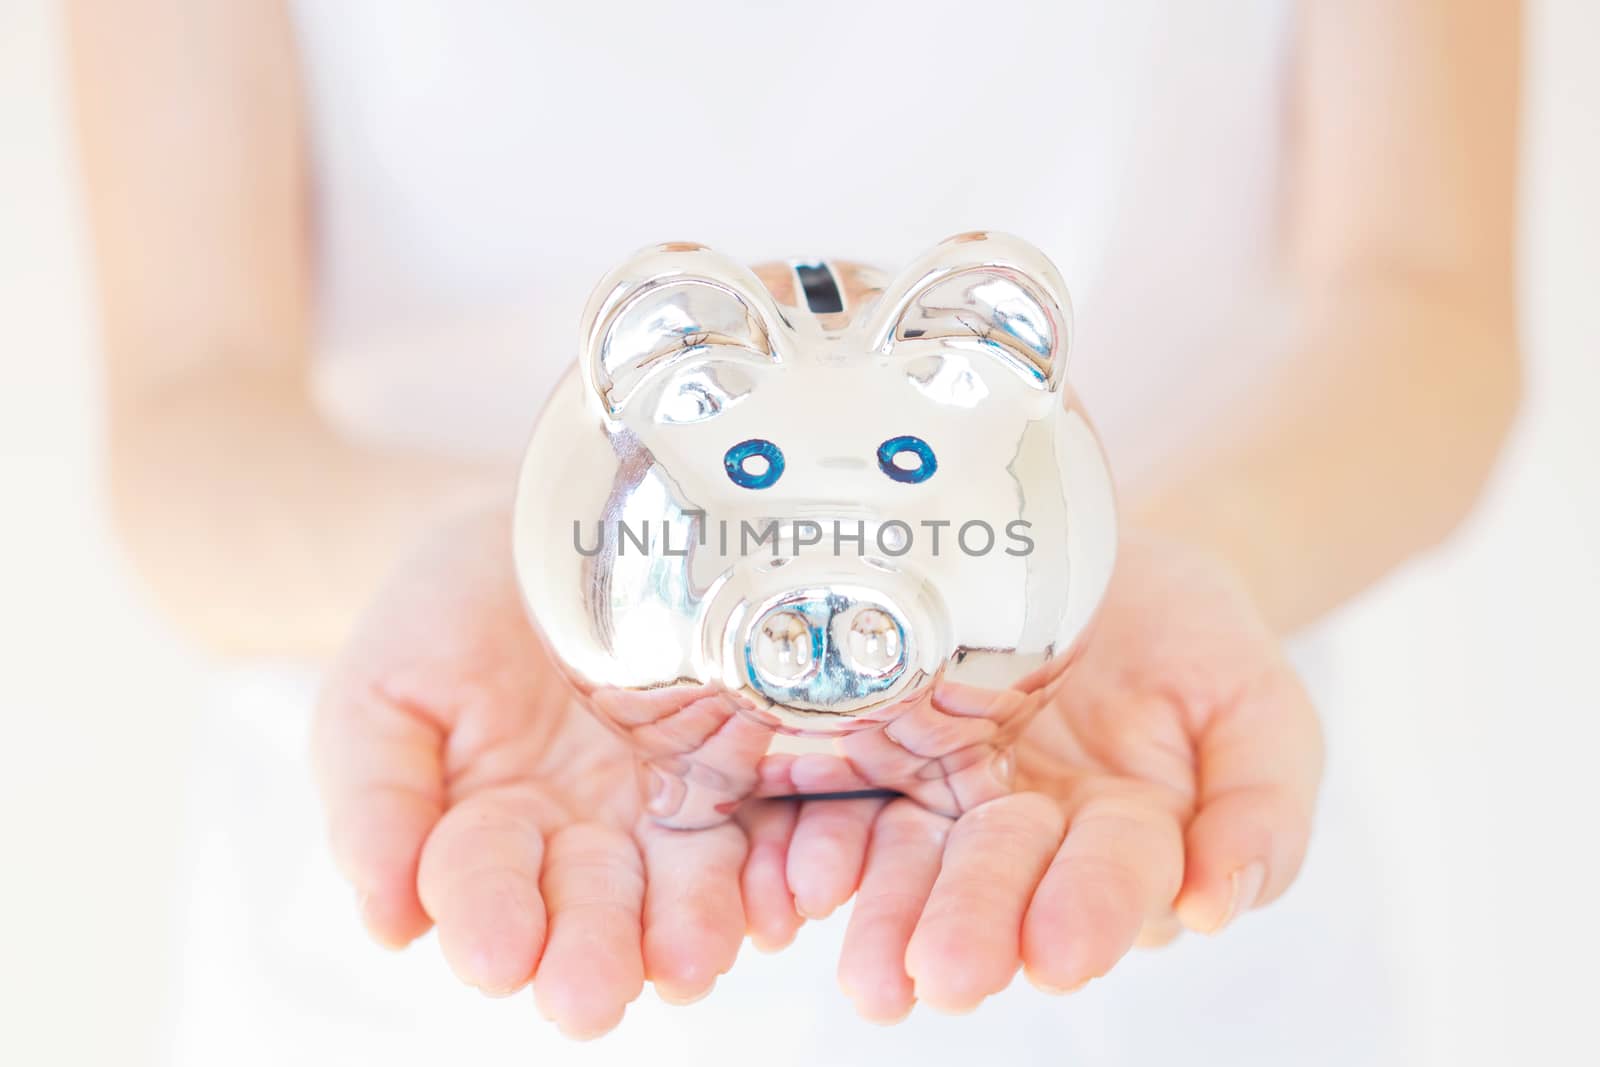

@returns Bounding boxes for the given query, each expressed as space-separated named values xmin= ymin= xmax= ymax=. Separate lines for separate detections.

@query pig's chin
xmin=738 ymin=668 xmax=939 ymax=736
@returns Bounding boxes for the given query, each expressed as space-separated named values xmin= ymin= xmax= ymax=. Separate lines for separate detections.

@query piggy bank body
xmin=515 ymin=232 xmax=1116 ymax=828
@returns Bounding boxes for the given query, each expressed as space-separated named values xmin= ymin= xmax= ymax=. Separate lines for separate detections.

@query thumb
xmin=1175 ymin=665 xmax=1324 ymax=933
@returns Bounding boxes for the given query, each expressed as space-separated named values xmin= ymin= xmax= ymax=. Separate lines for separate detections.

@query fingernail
xmin=858 ymin=1002 xmax=915 ymax=1026
xmin=1030 ymin=976 xmax=1089 ymax=996
xmin=467 ymin=953 xmax=523 ymax=999
xmin=474 ymin=980 xmax=521 ymax=999
xmin=655 ymin=978 xmax=716 ymax=1006
xmin=838 ymin=973 xmax=915 ymax=1025
xmin=749 ymin=930 xmax=796 ymax=954
xmin=1217 ymin=861 xmax=1267 ymax=932
xmin=909 ymin=982 xmax=982 ymax=1016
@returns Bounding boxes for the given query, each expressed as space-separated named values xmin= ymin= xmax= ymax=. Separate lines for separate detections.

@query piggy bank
xmin=514 ymin=232 xmax=1117 ymax=828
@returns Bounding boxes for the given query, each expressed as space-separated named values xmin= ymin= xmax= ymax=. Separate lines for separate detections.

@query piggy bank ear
xmin=580 ymin=242 xmax=792 ymax=417
xmin=862 ymin=231 xmax=1072 ymax=391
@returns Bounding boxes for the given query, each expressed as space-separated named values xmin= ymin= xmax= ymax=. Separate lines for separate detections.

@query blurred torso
xmin=292 ymin=0 xmax=1295 ymax=484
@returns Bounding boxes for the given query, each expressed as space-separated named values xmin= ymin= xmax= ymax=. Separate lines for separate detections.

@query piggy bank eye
xmin=724 ymin=438 xmax=785 ymax=489
xmin=877 ymin=435 xmax=937 ymax=484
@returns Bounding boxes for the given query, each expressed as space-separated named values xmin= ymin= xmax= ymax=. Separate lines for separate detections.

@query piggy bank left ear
xmin=580 ymin=242 xmax=792 ymax=417
xmin=862 ymin=231 xmax=1072 ymax=391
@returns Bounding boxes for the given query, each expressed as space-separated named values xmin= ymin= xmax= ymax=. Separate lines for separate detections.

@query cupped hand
xmin=796 ymin=531 xmax=1325 ymax=1021
xmin=310 ymin=508 xmax=802 ymax=1038
xmin=313 ymin=512 xmax=1322 ymax=1032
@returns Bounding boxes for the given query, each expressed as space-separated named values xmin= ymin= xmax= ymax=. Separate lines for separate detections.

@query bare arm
xmin=1130 ymin=0 xmax=1522 ymax=632
xmin=67 ymin=0 xmax=508 ymax=658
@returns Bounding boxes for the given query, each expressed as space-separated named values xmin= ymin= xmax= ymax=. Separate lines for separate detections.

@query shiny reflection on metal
xmin=844 ymin=607 xmax=902 ymax=676
xmin=751 ymin=609 xmax=815 ymax=685
xmin=744 ymin=587 xmax=912 ymax=716
xmin=515 ymin=231 xmax=1118 ymax=828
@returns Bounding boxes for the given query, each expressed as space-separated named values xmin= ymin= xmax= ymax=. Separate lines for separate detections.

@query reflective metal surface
xmin=514 ymin=232 xmax=1118 ymax=828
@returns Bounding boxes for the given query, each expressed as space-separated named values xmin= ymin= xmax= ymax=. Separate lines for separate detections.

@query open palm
xmin=312 ymin=511 xmax=792 ymax=1038
xmin=774 ymin=532 xmax=1324 ymax=1021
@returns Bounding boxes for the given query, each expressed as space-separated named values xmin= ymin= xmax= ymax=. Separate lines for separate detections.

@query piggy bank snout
xmin=741 ymin=588 xmax=920 ymax=714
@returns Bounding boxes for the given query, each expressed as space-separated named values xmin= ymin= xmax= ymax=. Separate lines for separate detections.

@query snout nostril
xmin=752 ymin=609 xmax=816 ymax=685
xmin=742 ymin=590 xmax=914 ymax=714
xmin=842 ymin=607 xmax=904 ymax=676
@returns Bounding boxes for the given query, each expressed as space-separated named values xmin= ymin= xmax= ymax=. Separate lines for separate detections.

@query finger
xmin=786 ymin=795 xmax=886 ymax=920
xmin=1021 ymin=784 xmax=1185 ymax=992
xmin=638 ymin=818 xmax=749 ymax=1003
xmin=636 ymin=701 xmax=770 ymax=828
xmin=837 ymin=799 xmax=949 ymax=1023
xmin=837 ymin=692 xmax=1010 ymax=816
xmin=1135 ymin=913 xmax=1183 ymax=949
xmin=311 ymin=679 xmax=444 ymax=948
xmin=309 ymin=512 xmax=536 ymax=950
xmin=904 ymin=792 xmax=1064 ymax=1013
xmin=736 ymin=800 xmax=802 ymax=951
xmin=416 ymin=783 xmax=553 ymax=996
xmin=1175 ymin=669 xmax=1323 ymax=933
xmin=533 ymin=824 xmax=646 ymax=1040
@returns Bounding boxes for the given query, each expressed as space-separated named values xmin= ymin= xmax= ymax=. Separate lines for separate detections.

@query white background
xmin=2 ymin=1 xmax=1596 ymax=1063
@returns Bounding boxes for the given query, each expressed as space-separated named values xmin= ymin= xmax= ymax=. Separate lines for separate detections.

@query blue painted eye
xmin=724 ymin=438 xmax=785 ymax=489
xmin=877 ymin=435 xmax=937 ymax=484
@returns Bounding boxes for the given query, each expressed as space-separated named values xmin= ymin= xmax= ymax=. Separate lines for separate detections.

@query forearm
xmin=1128 ymin=269 xmax=1520 ymax=633
xmin=109 ymin=368 xmax=514 ymax=658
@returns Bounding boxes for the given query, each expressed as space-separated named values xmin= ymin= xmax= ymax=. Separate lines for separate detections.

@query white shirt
xmin=295 ymin=0 xmax=1294 ymax=484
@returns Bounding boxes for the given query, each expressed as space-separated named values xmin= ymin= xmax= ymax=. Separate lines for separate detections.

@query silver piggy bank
xmin=514 ymin=232 xmax=1117 ymax=828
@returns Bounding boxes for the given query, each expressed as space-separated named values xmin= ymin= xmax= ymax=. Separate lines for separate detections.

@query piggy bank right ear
xmin=580 ymin=242 xmax=793 ymax=417
xmin=862 ymin=231 xmax=1073 ymax=392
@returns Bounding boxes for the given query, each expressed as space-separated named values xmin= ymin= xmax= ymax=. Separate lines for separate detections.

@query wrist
xmin=1124 ymin=475 xmax=1294 ymax=631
